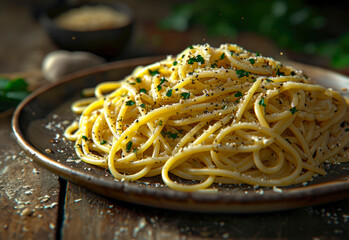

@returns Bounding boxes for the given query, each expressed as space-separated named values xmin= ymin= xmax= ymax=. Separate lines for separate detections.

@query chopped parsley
xmin=256 ymin=52 xmax=260 ymax=56
xmin=276 ymin=67 xmax=285 ymax=76
xmin=188 ymin=55 xmax=205 ymax=65
xmin=290 ymin=106 xmax=298 ymax=114
xmin=181 ymin=92 xmax=190 ymax=99
xmin=160 ymin=77 xmax=168 ymax=85
xmin=157 ymin=77 xmax=168 ymax=91
xmin=235 ymin=69 xmax=250 ymax=78
xmin=166 ymin=89 xmax=173 ymax=97
xmin=258 ymin=97 xmax=266 ymax=107
xmin=158 ymin=120 xmax=163 ymax=126
xmin=136 ymin=77 xmax=142 ymax=83
xmin=248 ymin=59 xmax=255 ymax=65
xmin=140 ymin=103 xmax=146 ymax=108
xmin=139 ymin=88 xmax=147 ymax=94
xmin=163 ymin=131 xmax=179 ymax=140
xmin=82 ymin=135 xmax=88 ymax=141
xmin=173 ymin=61 xmax=178 ymax=66
xmin=189 ymin=45 xmax=194 ymax=49
xmin=148 ymin=69 xmax=160 ymax=76
xmin=265 ymin=78 xmax=273 ymax=83
xmin=126 ymin=100 xmax=136 ymax=106
xmin=234 ymin=91 xmax=243 ymax=97
xmin=291 ymin=71 xmax=296 ymax=76
xmin=126 ymin=141 xmax=133 ymax=152
xmin=100 ymin=140 xmax=107 ymax=145
xmin=219 ymin=53 xmax=225 ymax=60
xmin=211 ymin=63 xmax=218 ymax=68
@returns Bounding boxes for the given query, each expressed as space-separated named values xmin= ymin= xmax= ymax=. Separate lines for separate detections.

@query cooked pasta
xmin=64 ymin=43 xmax=349 ymax=191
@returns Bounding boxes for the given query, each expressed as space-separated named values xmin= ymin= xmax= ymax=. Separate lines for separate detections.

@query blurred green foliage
xmin=160 ymin=0 xmax=349 ymax=69
xmin=0 ymin=77 xmax=30 ymax=112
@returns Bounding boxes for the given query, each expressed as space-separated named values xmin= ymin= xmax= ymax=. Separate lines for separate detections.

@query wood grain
xmin=0 ymin=113 xmax=60 ymax=240
xmin=61 ymin=180 xmax=349 ymax=240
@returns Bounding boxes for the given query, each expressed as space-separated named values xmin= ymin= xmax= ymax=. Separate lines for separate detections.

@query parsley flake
xmin=265 ymin=78 xmax=273 ymax=83
xmin=173 ymin=61 xmax=178 ymax=66
xmin=290 ymin=107 xmax=298 ymax=114
xmin=140 ymin=103 xmax=146 ymax=108
xmin=126 ymin=100 xmax=135 ymax=106
xmin=163 ymin=131 xmax=178 ymax=140
xmin=219 ymin=53 xmax=225 ymax=60
xmin=211 ymin=63 xmax=217 ymax=68
xmin=158 ymin=120 xmax=163 ymax=126
xmin=256 ymin=52 xmax=260 ymax=56
xmin=181 ymin=92 xmax=190 ymax=99
xmin=234 ymin=91 xmax=243 ymax=97
xmin=157 ymin=85 xmax=162 ymax=91
xmin=189 ymin=45 xmax=194 ymax=49
xmin=276 ymin=67 xmax=285 ymax=76
xmin=188 ymin=55 xmax=205 ymax=65
xmin=126 ymin=141 xmax=133 ymax=152
xmin=139 ymin=88 xmax=147 ymax=94
xmin=100 ymin=140 xmax=107 ymax=145
xmin=136 ymin=77 xmax=142 ymax=83
xmin=160 ymin=77 xmax=168 ymax=85
xmin=82 ymin=135 xmax=88 ymax=141
xmin=166 ymin=89 xmax=173 ymax=97
xmin=235 ymin=69 xmax=250 ymax=78
xmin=249 ymin=59 xmax=255 ymax=65
xmin=148 ymin=69 xmax=160 ymax=76
xmin=258 ymin=97 xmax=266 ymax=107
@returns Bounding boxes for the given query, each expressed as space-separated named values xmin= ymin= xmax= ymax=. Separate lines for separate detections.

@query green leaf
xmin=234 ymin=91 xmax=242 ymax=97
xmin=139 ymin=88 xmax=147 ymax=94
xmin=188 ymin=55 xmax=205 ymax=65
xmin=126 ymin=100 xmax=136 ymax=106
xmin=290 ymin=106 xmax=298 ymax=114
xmin=181 ymin=92 xmax=190 ymax=99
xmin=235 ymin=69 xmax=250 ymax=78
xmin=258 ymin=97 xmax=266 ymax=107
xmin=126 ymin=141 xmax=133 ymax=152
xmin=166 ymin=89 xmax=173 ymax=97
xmin=148 ymin=69 xmax=160 ymax=76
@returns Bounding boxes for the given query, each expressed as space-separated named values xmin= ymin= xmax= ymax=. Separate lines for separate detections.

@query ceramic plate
xmin=12 ymin=57 xmax=349 ymax=213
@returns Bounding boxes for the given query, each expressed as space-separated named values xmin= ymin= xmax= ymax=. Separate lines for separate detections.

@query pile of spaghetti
xmin=64 ymin=44 xmax=349 ymax=191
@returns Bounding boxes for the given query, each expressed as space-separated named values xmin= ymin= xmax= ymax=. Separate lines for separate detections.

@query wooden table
xmin=1 ymin=1 xmax=349 ymax=239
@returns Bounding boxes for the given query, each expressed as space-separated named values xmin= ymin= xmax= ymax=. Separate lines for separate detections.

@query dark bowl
xmin=40 ymin=2 xmax=134 ymax=59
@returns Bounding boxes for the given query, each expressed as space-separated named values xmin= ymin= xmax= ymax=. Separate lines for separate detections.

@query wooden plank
xmin=0 ymin=113 xmax=60 ymax=240
xmin=62 ymin=180 xmax=349 ymax=240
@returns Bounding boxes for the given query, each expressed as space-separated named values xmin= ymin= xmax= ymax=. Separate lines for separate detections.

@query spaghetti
xmin=64 ymin=43 xmax=349 ymax=191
